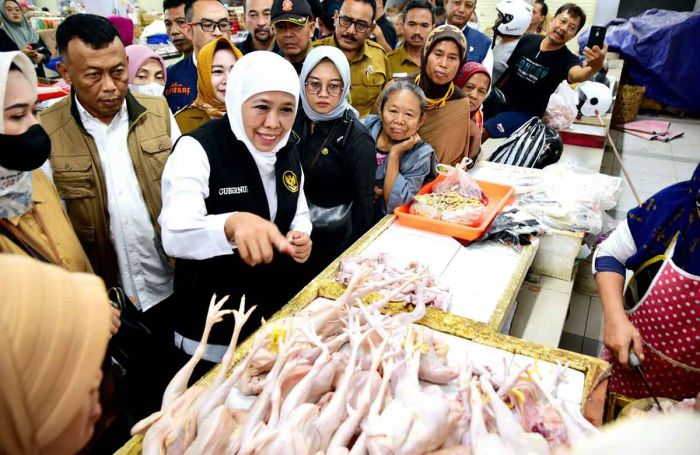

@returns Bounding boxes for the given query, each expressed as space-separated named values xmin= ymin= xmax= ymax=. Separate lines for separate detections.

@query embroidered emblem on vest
xmin=283 ymin=170 xmax=299 ymax=193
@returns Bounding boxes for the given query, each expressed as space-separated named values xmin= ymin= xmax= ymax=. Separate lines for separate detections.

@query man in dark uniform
xmin=271 ymin=0 xmax=315 ymax=74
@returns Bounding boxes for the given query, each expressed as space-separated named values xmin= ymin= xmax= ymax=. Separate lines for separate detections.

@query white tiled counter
xmin=357 ymin=222 xmax=539 ymax=330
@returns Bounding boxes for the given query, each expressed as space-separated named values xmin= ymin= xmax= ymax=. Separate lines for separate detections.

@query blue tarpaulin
xmin=578 ymin=9 xmax=700 ymax=111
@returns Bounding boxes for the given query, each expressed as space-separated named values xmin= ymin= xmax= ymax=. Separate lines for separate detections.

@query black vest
xmin=173 ymin=116 xmax=303 ymax=345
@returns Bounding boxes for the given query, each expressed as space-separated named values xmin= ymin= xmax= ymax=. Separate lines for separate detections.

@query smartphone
xmin=587 ymin=25 xmax=607 ymax=50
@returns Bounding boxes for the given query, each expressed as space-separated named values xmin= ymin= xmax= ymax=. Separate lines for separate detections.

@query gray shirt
xmin=492 ymin=39 xmax=520 ymax=84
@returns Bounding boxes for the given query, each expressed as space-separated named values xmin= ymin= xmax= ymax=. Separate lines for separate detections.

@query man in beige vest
xmin=41 ymin=14 xmax=181 ymax=424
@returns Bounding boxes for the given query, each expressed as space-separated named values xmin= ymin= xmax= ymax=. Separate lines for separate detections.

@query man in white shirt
xmin=42 ymin=14 xmax=181 ymax=422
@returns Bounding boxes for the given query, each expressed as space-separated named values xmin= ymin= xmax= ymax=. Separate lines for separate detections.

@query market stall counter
xmin=116 ymin=211 xmax=609 ymax=454
xmin=116 ymin=252 xmax=607 ymax=453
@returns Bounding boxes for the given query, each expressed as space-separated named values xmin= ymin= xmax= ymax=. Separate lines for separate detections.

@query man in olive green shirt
xmin=313 ymin=0 xmax=391 ymax=117
xmin=387 ymin=0 xmax=435 ymax=78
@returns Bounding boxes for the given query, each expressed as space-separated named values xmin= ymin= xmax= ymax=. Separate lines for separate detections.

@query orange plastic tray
xmin=393 ymin=175 xmax=515 ymax=241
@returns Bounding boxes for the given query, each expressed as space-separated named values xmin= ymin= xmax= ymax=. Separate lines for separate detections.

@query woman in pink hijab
xmin=125 ymin=44 xmax=168 ymax=97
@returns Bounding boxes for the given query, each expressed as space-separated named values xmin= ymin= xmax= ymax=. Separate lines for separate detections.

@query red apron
xmin=602 ymin=253 xmax=700 ymax=400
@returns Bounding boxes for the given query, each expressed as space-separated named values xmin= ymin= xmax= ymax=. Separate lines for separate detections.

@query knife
xmin=628 ymin=351 xmax=664 ymax=412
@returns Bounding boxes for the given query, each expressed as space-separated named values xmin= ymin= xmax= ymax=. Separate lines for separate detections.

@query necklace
xmin=415 ymin=75 xmax=454 ymax=110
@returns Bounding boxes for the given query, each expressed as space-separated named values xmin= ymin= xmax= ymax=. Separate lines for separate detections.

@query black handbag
xmin=106 ymin=287 xmax=152 ymax=379
xmin=306 ymin=115 xmax=354 ymax=240
xmin=308 ymin=201 xmax=352 ymax=231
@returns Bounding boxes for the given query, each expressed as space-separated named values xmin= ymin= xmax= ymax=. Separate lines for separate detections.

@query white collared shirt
xmin=159 ymin=136 xmax=312 ymax=260
xmin=75 ymin=97 xmax=181 ymax=311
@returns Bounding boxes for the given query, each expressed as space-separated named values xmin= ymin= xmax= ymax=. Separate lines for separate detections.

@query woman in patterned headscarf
xmin=593 ymin=163 xmax=700 ymax=401
xmin=414 ymin=24 xmax=477 ymax=168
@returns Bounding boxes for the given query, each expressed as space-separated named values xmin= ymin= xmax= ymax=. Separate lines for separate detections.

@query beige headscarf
xmin=0 ymin=255 xmax=111 ymax=454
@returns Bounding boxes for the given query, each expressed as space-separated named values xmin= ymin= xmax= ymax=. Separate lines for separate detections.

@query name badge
xmin=219 ymin=186 xmax=248 ymax=196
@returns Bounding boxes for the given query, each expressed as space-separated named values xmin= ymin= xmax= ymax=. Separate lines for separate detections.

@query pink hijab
xmin=125 ymin=44 xmax=167 ymax=84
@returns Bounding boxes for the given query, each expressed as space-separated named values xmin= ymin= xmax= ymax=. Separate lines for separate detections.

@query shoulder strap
xmin=0 ymin=220 xmax=52 ymax=264
xmin=309 ymin=119 xmax=343 ymax=170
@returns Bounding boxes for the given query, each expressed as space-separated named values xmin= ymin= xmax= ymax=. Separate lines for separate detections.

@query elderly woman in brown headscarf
xmin=0 ymin=255 xmax=111 ymax=455
xmin=416 ymin=24 xmax=477 ymax=167
xmin=175 ymin=37 xmax=242 ymax=133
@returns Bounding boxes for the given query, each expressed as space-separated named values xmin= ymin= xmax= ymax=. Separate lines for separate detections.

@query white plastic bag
xmin=543 ymin=81 xmax=578 ymax=130
xmin=517 ymin=162 xmax=623 ymax=234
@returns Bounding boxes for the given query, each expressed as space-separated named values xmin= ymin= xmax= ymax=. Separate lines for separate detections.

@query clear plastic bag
xmin=517 ymin=162 xmax=623 ymax=234
xmin=543 ymin=81 xmax=579 ymax=131
xmin=410 ymin=167 xmax=488 ymax=226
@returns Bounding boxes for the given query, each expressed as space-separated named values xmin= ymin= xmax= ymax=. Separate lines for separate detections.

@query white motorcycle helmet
xmin=577 ymin=81 xmax=613 ymax=117
xmin=495 ymin=0 xmax=533 ymax=36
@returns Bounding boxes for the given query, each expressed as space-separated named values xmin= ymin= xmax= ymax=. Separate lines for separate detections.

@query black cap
xmin=271 ymin=0 xmax=313 ymax=25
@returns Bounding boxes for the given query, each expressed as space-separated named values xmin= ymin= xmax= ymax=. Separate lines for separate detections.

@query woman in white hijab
xmin=159 ymin=51 xmax=312 ymax=371
xmin=294 ymin=46 xmax=376 ymax=278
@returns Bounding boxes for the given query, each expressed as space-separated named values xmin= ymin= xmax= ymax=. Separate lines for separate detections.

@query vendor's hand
xmin=390 ymin=134 xmax=421 ymax=158
xmin=603 ymin=311 xmax=644 ymax=367
xmin=109 ymin=306 xmax=121 ymax=337
xmin=225 ymin=212 xmax=292 ymax=266
xmin=286 ymin=231 xmax=312 ymax=263
xmin=583 ymin=44 xmax=608 ymax=73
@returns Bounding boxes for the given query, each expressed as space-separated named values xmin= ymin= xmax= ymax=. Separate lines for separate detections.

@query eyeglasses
xmin=338 ymin=15 xmax=372 ymax=33
xmin=305 ymin=80 xmax=344 ymax=97
xmin=190 ymin=19 xmax=233 ymax=32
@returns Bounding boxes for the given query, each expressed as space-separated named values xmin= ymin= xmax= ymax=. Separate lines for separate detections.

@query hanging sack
xmin=488 ymin=117 xmax=563 ymax=169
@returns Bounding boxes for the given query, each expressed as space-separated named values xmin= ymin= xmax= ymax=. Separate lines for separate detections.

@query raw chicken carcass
xmin=365 ymin=327 xmax=452 ymax=454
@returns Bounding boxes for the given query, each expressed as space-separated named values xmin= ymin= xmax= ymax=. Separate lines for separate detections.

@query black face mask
xmin=0 ymin=124 xmax=52 ymax=171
